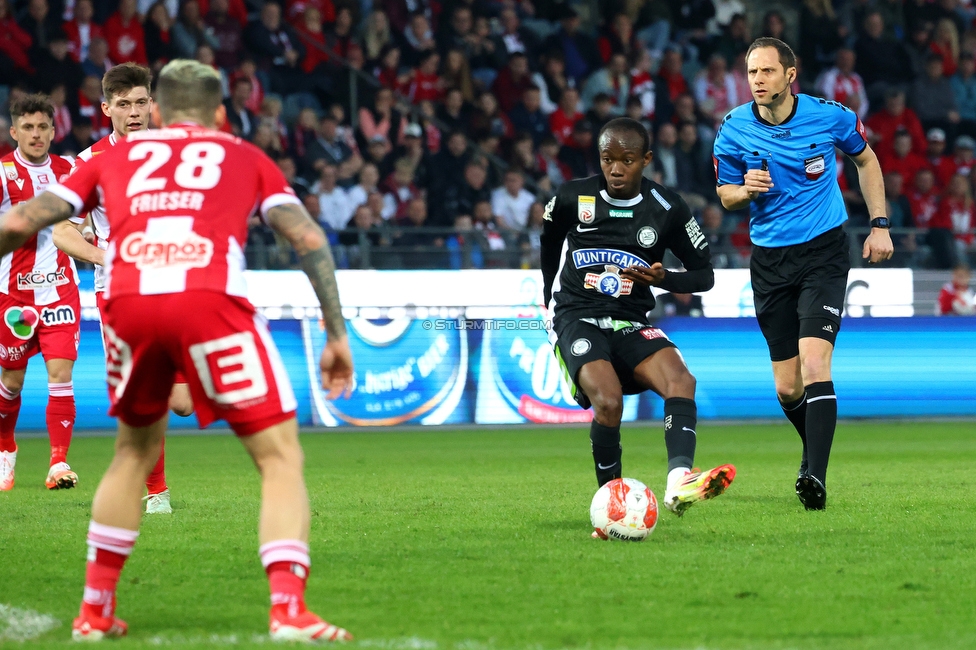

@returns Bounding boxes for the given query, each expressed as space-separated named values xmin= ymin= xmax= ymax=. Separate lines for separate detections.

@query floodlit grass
xmin=2 ymin=422 xmax=975 ymax=649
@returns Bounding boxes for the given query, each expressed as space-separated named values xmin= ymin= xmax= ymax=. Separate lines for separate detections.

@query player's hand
xmin=82 ymin=226 xmax=96 ymax=245
xmin=621 ymin=262 xmax=666 ymax=287
xmin=862 ymin=228 xmax=894 ymax=264
xmin=742 ymin=168 xmax=773 ymax=200
xmin=319 ymin=336 xmax=354 ymax=400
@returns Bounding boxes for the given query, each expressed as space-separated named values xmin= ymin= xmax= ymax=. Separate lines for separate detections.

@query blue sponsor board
xmin=10 ymin=315 xmax=976 ymax=430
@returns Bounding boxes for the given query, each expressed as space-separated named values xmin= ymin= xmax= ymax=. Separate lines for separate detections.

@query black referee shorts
xmin=750 ymin=226 xmax=851 ymax=362
xmin=552 ymin=316 xmax=677 ymax=409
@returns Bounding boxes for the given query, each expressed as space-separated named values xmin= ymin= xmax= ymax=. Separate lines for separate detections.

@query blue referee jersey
xmin=712 ymin=94 xmax=868 ymax=247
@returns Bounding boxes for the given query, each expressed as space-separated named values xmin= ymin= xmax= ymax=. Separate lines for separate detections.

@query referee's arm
xmin=850 ymin=143 xmax=895 ymax=264
xmin=715 ymin=168 xmax=774 ymax=212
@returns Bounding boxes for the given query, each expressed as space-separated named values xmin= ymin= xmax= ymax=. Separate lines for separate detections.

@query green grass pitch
xmin=2 ymin=422 xmax=975 ymax=649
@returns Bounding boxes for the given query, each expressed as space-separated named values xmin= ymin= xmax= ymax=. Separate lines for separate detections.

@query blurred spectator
xmin=172 ymin=0 xmax=218 ymax=59
xmin=326 ymin=6 xmax=355 ymax=61
xmin=880 ymin=129 xmax=925 ymax=183
xmin=558 ymin=119 xmax=598 ymax=178
xmin=656 ymin=48 xmax=689 ymax=123
xmin=659 ymin=292 xmax=704 ymax=317
xmin=383 ymin=157 xmax=422 ymax=222
xmin=438 ymin=159 xmax=492 ymax=227
xmin=302 ymin=193 xmax=326 ymax=230
xmin=924 ymin=128 xmax=956 ymax=188
xmin=33 ymin=31 xmax=84 ymax=94
xmin=224 ymin=76 xmax=257 ymax=140
xmin=21 ymin=0 xmax=59 ymax=58
xmin=799 ymin=0 xmax=846 ymax=78
xmin=237 ymin=59 xmax=265 ymax=113
xmin=491 ymin=169 xmax=536 ymax=231
xmin=543 ymin=6 xmax=601 ymax=84
xmin=259 ymin=97 xmax=288 ymax=149
xmin=671 ymin=0 xmax=714 ymax=62
xmin=855 ymin=10 xmax=912 ymax=95
xmin=396 ymin=123 xmax=431 ymax=188
xmin=625 ymin=96 xmax=653 ymax=133
xmin=402 ymin=13 xmax=436 ymax=68
xmin=629 ymin=49 xmax=657 ymax=123
xmin=634 ymin=0 xmax=672 ymax=59
xmin=700 ymin=203 xmax=736 ymax=268
xmin=952 ymin=135 xmax=976 ymax=177
xmin=884 ymin=170 xmax=914 ymax=230
xmin=493 ymin=52 xmax=535 ymax=113
xmin=469 ymin=91 xmax=513 ymax=141
xmin=951 ymin=53 xmax=976 ymax=135
xmin=584 ymin=93 xmax=616 ymax=137
xmin=294 ymin=6 xmax=330 ymax=76
xmin=534 ymin=51 xmax=573 ymax=115
xmin=509 ymin=86 xmax=552 ymax=147
xmin=206 ymin=0 xmax=243 ymax=70
xmin=536 ymin=136 xmax=571 ymax=188
xmin=519 ymin=201 xmax=545 ymax=268
xmin=446 ymin=214 xmax=485 ymax=269
xmin=305 ymin=114 xmax=362 ymax=180
xmin=313 ymin=164 xmax=351 ymax=231
xmin=437 ymin=88 xmax=472 ymax=134
xmin=252 ymin=122 xmax=283 ymax=157
xmin=244 ymin=2 xmax=304 ymax=95
xmin=867 ymin=88 xmax=927 ymax=158
xmin=441 ymin=48 xmax=475 ymax=102
xmin=428 ymin=131 xmax=469 ymax=205
xmin=942 ymin=173 xmax=975 ymax=260
xmin=672 ymin=93 xmax=715 ymax=145
xmin=62 ymin=0 xmax=101 ymax=63
xmin=103 ymin=0 xmax=147 ymax=64
xmin=347 ymin=163 xmax=395 ymax=219
xmin=471 ymin=199 xmax=508 ymax=265
xmin=597 ymin=14 xmax=640 ymax=64
xmin=908 ymin=167 xmax=940 ymax=229
xmin=693 ymin=53 xmax=737 ymax=127
xmin=285 ymin=0 xmax=335 ymax=28
xmin=406 ymin=49 xmax=444 ymax=104
xmin=394 ymin=197 xmax=446 ymax=269
xmin=339 ymin=204 xmax=385 ymax=269
xmin=930 ymin=18 xmax=960 ymax=77
xmin=816 ymin=48 xmax=869 ymax=120
xmin=73 ymin=74 xmax=111 ymax=139
xmin=582 ymin=53 xmax=630 ymax=115
xmin=494 ymin=8 xmax=541 ymax=66
xmin=468 ymin=15 xmax=504 ymax=88
xmin=374 ymin=45 xmax=407 ymax=90
xmin=436 ymin=6 xmax=473 ymax=59
xmin=276 ymin=155 xmax=311 ymax=197
xmin=936 ymin=263 xmax=976 ymax=315
xmin=82 ymin=36 xmax=111 ymax=78
xmin=549 ymin=87 xmax=582 ymax=145
xmin=760 ymin=10 xmax=787 ymax=40
xmin=911 ymin=54 xmax=960 ymax=135
xmin=904 ymin=19 xmax=934 ymax=80
xmin=144 ymin=2 xmax=176 ymax=70
xmin=358 ymin=87 xmax=406 ymax=150
xmin=714 ymin=12 xmax=749 ymax=67
xmin=361 ymin=10 xmax=393 ymax=65
xmin=674 ymin=121 xmax=712 ymax=213
xmin=50 ymin=84 xmax=71 ymax=148
xmin=649 ymin=122 xmax=678 ymax=186
xmin=1 ymin=0 xmax=34 ymax=84
xmin=877 ymin=0 xmax=906 ymax=40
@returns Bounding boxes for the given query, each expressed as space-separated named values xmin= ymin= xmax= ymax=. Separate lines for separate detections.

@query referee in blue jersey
xmin=713 ymin=38 xmax=893 ymax=510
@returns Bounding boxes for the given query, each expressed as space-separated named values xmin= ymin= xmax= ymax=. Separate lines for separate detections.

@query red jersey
xmin=103 ymin=13 xmax=147 ymax=65
xmin=74 ymin=133 xmax=118 ymax=292
xmin=49 ymin=124 xmax=300 ymax=300
xmin=549 ymin=108 xmax=581 ymax=145
xmin=927 ymin=155 xmax=957 ymax=189
xmin=907 ymin=188 xmax=939 ymax=228
xmin=879 ymin=151 xmax=925 ymax=184
xmin=937 ymin=282 xmax=975 ymax=315
xmin=0 ymin=150 xmax=79 ymax=305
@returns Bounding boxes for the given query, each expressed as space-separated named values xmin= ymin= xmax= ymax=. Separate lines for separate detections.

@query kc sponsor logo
xmin=40 ymin=305 xmax=76 ymax=326
xmin=17 ymin=268 xmax=69 ymax=290
xmin=578 ymin=195 xmax=596 ymax=224
xmin=4 ymin=306 xmax=39 ymax=340
xmin=572 ymin=248 xmax=649 ymax=270
xmin=120 ymin=230 xmax=214 ymax=270
xmin=584 ymin=265 xmax=634 ymax=298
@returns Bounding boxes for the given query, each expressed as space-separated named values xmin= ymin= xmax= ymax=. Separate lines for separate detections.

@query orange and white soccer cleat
xmin=0 ymin=451 xmax=15 ymax=491
xmin=45 ymin=462 xmax=78 ymax=490
xmin=71 ymin=612 xmax=128 ymax=642
xmin=270 ymin=607 xmax=353 ymax=643
xmin=664 ymin=464 xmax=736 ymax=516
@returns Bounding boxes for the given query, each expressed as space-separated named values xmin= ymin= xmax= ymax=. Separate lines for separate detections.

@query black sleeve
xmin=540 ymin=188 xmax=572 ymax=306
xmin=657 ymin=194 xmax=714 ymax=294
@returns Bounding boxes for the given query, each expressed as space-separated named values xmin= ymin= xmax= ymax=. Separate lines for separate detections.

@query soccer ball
xmin=590 ymin=478 xmax=658 ymax=541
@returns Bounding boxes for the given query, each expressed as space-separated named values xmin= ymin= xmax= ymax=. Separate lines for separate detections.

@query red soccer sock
xmin=81 ymin=522 xmax=139 ymax=620
xmin=260 ymin=540 xmax=310 ymax=617
xmin=47 ymin=383 xmax=75 ymax=465
xmin=145 ymin=437 xmax=168 ymax=495
xmin=0 ymin=380 xmax=21 ymax=454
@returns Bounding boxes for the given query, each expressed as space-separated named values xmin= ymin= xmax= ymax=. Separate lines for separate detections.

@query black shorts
xmin=551 ymin=316 xmax=677 ymax=410
xmin=750 ymin=225 xmax=851 ymax=362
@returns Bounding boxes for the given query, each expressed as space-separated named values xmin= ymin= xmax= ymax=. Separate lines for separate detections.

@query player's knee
xmin=774 ymin=380 xmax=804 ymax=403
xmin=665 ymin=370 xmax=696 ymax=399
xmin=169 ymin=400 xmax=193 ymax=417
xmin=588 ymin=388 xmax=623 ymax=421
xmin=800 ymin=356 xmax=831 ymax=385
xmin=1 ymin=372 xmax=25 ymax=395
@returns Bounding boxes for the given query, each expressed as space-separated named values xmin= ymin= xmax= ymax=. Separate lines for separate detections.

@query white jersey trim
xmin=599 ymin=190 xmax=644 ymax=207
xmin=260 ymin=193 xmax=302 ymax=219
xmin=46 ymin=185 xmax=85 ymax=219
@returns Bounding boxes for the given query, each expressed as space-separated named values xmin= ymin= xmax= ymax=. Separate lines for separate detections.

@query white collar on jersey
xmin=600 ymin=189 xmax=643 ymax=207
xmin=13 ymin=148 xmax=50 ymax=168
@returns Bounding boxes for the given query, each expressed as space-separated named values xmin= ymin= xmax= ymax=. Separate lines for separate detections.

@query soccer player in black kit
xmin=541 ymin=117 xmax=735 ymax=522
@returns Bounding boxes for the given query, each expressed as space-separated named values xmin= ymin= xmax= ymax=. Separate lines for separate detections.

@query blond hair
xmin=156 ymin=59 xmax=223 ymax=126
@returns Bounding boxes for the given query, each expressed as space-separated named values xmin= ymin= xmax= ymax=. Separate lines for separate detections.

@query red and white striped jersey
xmin=73 ymin=132 xmax=117 ymax=292
xmin=49 ymin=123 xmax=300 ymax=299
xmin=0 ymin=150 xmax=79 ymax=305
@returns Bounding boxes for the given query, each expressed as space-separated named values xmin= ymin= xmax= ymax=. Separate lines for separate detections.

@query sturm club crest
xmin=571 ymin=338 xmax=591 ymax=356
xmin=577 ymin=195 xmax=596 ymax=224
xmin=637 ymin=226 xmax=658 ymax=248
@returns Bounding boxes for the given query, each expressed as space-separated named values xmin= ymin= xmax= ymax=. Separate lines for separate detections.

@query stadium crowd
xmin=3 ymin=0 xmax=976 ymax=270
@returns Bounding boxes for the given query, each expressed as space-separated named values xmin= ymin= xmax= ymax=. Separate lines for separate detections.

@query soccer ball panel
xmin=589 ymin=478 xmax=658 ymax=541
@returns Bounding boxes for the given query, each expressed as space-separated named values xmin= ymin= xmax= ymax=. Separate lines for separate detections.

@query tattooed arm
xmin=53 ymin=220 xmax=105 ymax=266
xmin=0 ymin=193 xmax=74 ymax=257
xmin=265 ymin=202 xmax=353 ymax=398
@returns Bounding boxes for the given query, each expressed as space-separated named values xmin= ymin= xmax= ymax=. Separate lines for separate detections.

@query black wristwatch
xmin=870 ymin=217 xmax=891 ymax=229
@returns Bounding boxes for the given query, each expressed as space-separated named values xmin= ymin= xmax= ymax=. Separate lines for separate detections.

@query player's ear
xmin=151 ymin=102 xmax=162 ymax=128
xmin=101 ymin=101 xmax=111 ymax=118
xmin=214 ymin=103 xmax=227 ymax=129
xmin=644 ymin=150 xmax=653 ymax=167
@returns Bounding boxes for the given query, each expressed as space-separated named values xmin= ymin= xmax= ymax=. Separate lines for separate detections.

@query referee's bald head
xmin=599 ymin=117 xmax=651 ymax=155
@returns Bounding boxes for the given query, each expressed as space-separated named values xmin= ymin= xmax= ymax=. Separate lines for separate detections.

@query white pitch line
xmin=0 ymin=604 xmax=60 ymax=642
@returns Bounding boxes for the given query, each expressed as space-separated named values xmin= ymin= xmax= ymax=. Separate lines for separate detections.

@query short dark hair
xmin=10 ymin=93 xmax=54 ymax=121
xmin=745 ymin=37 xmax=796 ymax=72
xmin=599 ymin=117 xmax=651 ymax=155
xmin=102 ymin=62 xmax=152 ymax=102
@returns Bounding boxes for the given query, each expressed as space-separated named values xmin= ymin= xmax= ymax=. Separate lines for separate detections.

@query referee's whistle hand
xmin=743 ymin=169 xmax=773 ymax=194
xmin=621 ymin=262 xmax=666 ymax=287
xmin=862 ymin=228 xmax=895 ymax=264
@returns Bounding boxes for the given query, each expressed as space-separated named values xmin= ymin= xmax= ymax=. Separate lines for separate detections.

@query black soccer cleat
xmin=795 ymin=474 xmax=827 ymax=510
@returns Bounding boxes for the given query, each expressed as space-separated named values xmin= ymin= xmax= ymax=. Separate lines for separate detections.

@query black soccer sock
xmin=804 ymin=381 xmax=837 ymax=484
xmin=780 ymin=393 xmax=809 ymax=472
xmin=664 ymin=397 xmax=697 ymax=473
xmin=590 ymin=420 xmax=622 ymax=487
